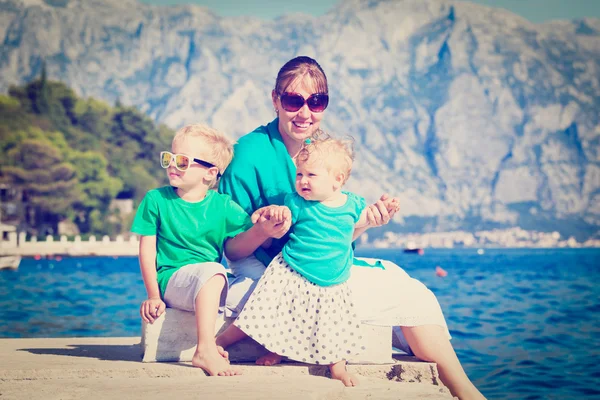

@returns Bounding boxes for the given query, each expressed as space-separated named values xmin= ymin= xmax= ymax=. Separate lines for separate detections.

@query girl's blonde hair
xmin=172 ymin=124 xmax=234 ymax=173
xmin=297 ymin=136 xmax=355 ymax=184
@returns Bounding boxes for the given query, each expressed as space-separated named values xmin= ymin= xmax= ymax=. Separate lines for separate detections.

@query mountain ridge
xmin=1 ymin=0 xmax=599 ymax=239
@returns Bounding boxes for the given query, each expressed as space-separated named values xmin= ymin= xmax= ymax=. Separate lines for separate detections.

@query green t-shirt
xmin=219 ymin=119 xmax=296 ymax=267
xmin=131 ymin=186 xmax=252 ymax=296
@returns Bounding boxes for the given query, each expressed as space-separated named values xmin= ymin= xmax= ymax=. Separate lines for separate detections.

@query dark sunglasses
xmin=278 ymin=92 xmax=329 ymax=113
xmin=160 ymin=151 xmax=221 ymax=178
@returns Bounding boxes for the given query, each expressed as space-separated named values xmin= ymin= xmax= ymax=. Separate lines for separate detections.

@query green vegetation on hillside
xmin=0 ymin=69 xmax=173 ymax=237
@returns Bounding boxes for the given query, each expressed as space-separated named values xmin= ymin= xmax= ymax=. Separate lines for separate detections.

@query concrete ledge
xmin=141 ymin=308 xmax=394 ymax=364
xmin=0 ymin=337 xmax=452 ymax=399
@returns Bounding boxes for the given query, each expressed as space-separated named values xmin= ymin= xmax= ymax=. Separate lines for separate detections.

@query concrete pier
xmin=141 ymin=308 xmax=395 ymax=365
xmin=0 ymin=337 xmax=454 ymax=399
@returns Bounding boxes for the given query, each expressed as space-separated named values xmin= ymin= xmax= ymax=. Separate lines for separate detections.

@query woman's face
xmin=272 ymin=76 xmax=326 ymax=146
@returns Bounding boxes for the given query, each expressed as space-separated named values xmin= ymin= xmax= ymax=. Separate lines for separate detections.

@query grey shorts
xmin=163 ymin=262 xmax=228 ymax=312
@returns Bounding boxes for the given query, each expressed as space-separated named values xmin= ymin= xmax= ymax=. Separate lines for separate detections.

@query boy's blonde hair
xmin=172 ymin=124 xmax=234 ymax=173
xmin=297 ymin=136 xmax=355 ymax=184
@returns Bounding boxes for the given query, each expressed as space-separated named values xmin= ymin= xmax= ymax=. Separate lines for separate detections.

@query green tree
xmin=40 ymin=61 xmax=47 ymax=84
xmin=1 ymin=77 xmax=175 ymax=236
xmin=3 ymin=139 xmax=81 ymax=234
xmin=70 ymin=151 xmax=123 ymax=234
xmin=74 ymin=98 xmax=112 ymax=142
xmin=109 ymin=107 xmax=170 ymax=200
xmin=9 ymin=77 xmax=80 ymax=140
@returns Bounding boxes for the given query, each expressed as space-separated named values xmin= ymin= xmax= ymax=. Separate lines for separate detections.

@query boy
xmin=131 ymin=124 xmax=287 ymax=376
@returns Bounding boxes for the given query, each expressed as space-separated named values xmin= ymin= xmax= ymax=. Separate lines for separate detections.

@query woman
xmin=220 ymin=56 xmax=485 ymax=400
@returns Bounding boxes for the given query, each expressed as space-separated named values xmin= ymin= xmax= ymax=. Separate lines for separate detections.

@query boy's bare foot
xmin=256 ymin=351 xmax=283 ymax=366
xmin=330 ymin=361 xmax=358 ymax=387
xmin=192 ymin=346 xmax=240 ymax=376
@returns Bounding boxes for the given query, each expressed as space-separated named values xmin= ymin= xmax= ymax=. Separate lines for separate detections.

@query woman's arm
xmin=225 ymin=206 xmax=292 ymax=260
xmin=224 ymin=224 xmax=273 ymax=261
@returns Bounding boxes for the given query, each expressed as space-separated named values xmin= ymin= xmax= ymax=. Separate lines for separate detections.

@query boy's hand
xmin=140 ymin=297 xmax=166 ymax=324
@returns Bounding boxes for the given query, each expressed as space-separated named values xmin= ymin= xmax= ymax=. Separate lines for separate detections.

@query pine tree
xmin=36 ymin=60 xmax=50 ymax=114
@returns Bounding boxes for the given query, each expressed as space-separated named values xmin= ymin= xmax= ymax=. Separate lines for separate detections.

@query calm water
xmin=1 ymin=248 xmax=599 ymax=399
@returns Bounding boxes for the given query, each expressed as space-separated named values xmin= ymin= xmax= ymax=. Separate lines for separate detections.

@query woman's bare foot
xmin=256 ymin=351 xmax=283 ymax=366
xmin=330 ymin=361 xmax=358 ymax=387
xmin=192 ymin=345 xmax=240 ymax=376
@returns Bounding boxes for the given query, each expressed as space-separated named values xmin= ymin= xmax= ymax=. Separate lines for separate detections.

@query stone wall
xmin=0 ymin=232 xmax=139 ymax=256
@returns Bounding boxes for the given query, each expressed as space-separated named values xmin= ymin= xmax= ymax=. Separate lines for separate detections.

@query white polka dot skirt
xmin=234 ymin=253 xmax=365 ymax=365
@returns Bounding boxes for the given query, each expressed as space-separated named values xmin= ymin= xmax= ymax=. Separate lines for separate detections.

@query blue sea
xmin=1 ymin=248 xmax=599 ymax=399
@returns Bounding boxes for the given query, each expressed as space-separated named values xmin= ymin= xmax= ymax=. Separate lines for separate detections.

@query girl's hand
xmin=268 ymin=206 xmax=292 ymax=224
xmin=140 ymin=297 xmax=166 ymax=324
xmin=270 ymin=216 xmax=292 ymax=239
xmin=384 ymin=197 xmax=400 ymax=214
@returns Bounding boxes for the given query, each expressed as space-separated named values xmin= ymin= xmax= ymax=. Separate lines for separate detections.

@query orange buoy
xmin=435 ymin=266 xmax=448 ymax=277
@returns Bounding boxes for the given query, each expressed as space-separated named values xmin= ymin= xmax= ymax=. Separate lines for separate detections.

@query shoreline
xmin=2 ymin=245 xmax=599 ymax=259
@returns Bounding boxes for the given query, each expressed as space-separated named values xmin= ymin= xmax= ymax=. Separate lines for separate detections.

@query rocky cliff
xmin=1 ymin=0 xmax=599 ymax=238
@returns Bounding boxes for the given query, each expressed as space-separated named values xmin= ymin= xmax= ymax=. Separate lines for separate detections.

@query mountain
xmin=1 ymin=0 xmax=599 ymax=239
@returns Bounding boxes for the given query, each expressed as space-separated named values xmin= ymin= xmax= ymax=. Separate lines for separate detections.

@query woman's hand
xmin=253 ymin=206 xmax=292 ymax=239
xmin=140 ymin=297 xmax=166 ymax=324
xmin=365 ymin=194 xmax=400 ymax=227
xmin=251 ymin=206 xmax=283 ymax=223
xmin=251 ymin=207 xmax=269 ymax=224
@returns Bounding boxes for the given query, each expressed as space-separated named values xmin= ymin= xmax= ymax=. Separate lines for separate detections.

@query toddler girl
xmin=217 ymin=136 xmax=399 ymax=386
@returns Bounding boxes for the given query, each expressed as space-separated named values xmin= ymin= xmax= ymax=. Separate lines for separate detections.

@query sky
xmin=138 ymin=0 xmax=600 ymax=23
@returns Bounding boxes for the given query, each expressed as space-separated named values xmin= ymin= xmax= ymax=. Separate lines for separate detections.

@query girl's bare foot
xmin=216 ymin=345 xmax=229 ymax=360
xmin=256 ymin=351 xmax=283 ymax=366
xmin=192 ymin=346 xmax=240 ymax=376
xmin=330 ymin=361 xmax=358 ymax=387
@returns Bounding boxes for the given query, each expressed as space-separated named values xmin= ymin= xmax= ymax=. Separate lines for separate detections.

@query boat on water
xmin=403 ymin=248 xmax=424 ymax=255
xmin=0 ymin=255 xmax=21 ymax=270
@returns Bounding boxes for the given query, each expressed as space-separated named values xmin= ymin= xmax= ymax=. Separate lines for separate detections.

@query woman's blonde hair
xmin=172 ymin=123 xmax=234 ymax=174
xmin=297 ymin=136 xmax=355 ymax=184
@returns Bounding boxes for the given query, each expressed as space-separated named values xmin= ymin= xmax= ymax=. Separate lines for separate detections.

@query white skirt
xmin=349 ymin=257 xmax=450 ymax=339
xmin=234 ymin=253 xmax=364 ymax=365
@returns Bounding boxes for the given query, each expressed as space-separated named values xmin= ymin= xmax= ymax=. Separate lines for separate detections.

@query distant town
xmin=358 ymin=227 xmax=600 ymax=249
xmin=1 ymin=225 xmax=599 ymax=260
